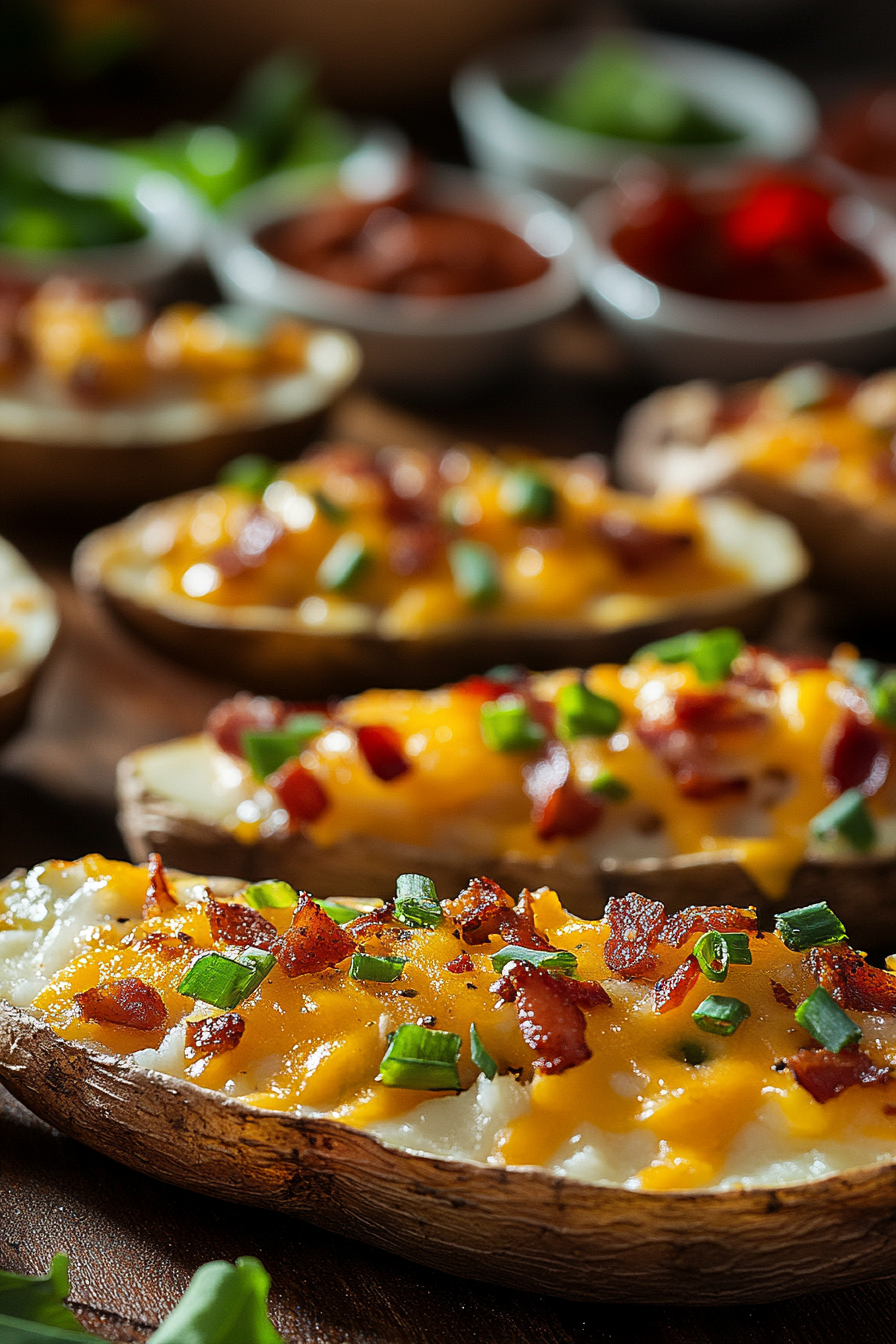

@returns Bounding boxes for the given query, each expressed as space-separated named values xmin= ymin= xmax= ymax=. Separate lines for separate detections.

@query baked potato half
xmin=73 ymin=438 xmax=807 ymax=696
xmin=616 ymin=363 xmax=896 ymax=612
xmin=4 ymin=855 xmax=896 ymax=1303
xmin=0 ymin=536 xmax=59 ymax=746
xmin=117 ymin=633 xmax=896 ymax=947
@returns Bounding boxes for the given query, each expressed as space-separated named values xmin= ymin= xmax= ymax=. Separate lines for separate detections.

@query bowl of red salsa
xmin=577 ymin=166 xmax=896 ymax=379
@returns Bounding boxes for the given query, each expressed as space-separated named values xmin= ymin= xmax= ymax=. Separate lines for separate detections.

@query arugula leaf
xmin=0 ymin=1256 xmax=84 ymax=1333
xmin=148 ymin=1257 xmax=284 ymax=1344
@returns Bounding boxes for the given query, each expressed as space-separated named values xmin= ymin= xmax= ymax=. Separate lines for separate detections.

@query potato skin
xmin=3 ymin=998 xmax=896 ymax=1302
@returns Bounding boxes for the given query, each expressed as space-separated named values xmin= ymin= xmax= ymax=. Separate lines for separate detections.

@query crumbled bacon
xmin=356 ymin=724 xmax=410 ymax=782
xmin=133 ymin=931 xmax=194 ymax=960
xmin=206 ymin=693 xmax=287 ymax=758
xmin=671 ymin=692 xmax=764 ymax=735
xmin=661 ymin=905 xmax=758 ymax=949
xmin=524 ymin=741 xmax=602 ymax=841
xmin=593 ymin=513 xmax=692 ymax=573
xmin=824 ymin=713 xmax=888 ymax=795
xmin=273 ymin=893 xmax=355 ymax=976
xmin=492 ymin=960 xmax=611 ymax=1073
xmin=444 ymin=877 xmax=550 ymax=950
xmin=75 ymin=977 xmax=167 ymax=1031
xmin=807 ymin=945 xmax=896 ymax=1014
xmin=788 ymin=1046 xmax=890 ymax=1103
xmin=771 ymin=980 xmax=797 ymax=1010
xmin=268 ymin=759 xmax=329 ymax=823
xmin=206 ymin=899 xmax=277 ymax=952
xmin=603 ymin=892 xmax=666 ymax=978
xmin=447 ymin=952 xmax=474 ymax=974
xmin=653 ymin=955 xmax=701 ymax=1013
xmin=185 ymin=1012 xmax=245 ymax=1059
xmin=143 ymin=852 xmax=177 ymax=919
xmin=454 ymin=674 xmax=520 ymax=699
xmin=347 ymin=901 xmax=394 ymax=941
xmin=673 ymin=768 xmax=748 ymax=801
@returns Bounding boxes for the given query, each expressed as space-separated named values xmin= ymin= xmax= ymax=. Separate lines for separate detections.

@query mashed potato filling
xmin=4 ymin=855 xmax=896 ymax=1192
xmin=0 ymin=537 xmax=58 ymax=682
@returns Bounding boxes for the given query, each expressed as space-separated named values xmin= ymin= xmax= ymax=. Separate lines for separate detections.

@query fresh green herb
xmin=242 ymin=880 xmax=298 ymax=910
xmin=721 ymin=932 xmax=753 ymax=966
xmin=497 ymin=467 xmax=557 ymax=522
xmin=0 ymin=1256 xmax=83 ymax=1334
xmin=809 ymin=790 xmax=876 ymax=852
xmin=634 ymin=627 xmax=744 ymax=684
xmin=794 ymin=986 xmax=862 ymax=1053
xmin=178 ymin=948 xmax=275 ymax=1009
xmin=490 ymin=944 xmax=577 ymax=976
xmin=379 ymin=1023 xmax=462 ymax=1090
xmin=316 ymin=533 xmax=370 ymax=592
xmin=479 ymin=695 xmax=545 ymax=752
xmin=241 ymin=719 xmax=323 ymax=779
xmin=694 ymin=930 xmax=729 ymax=983
xmin=312 ymin=489 xmax=348 ymax=524
xmin=349 ymin=952 xmax=407 ymax=983
xmin=555 ymin=680 xmax=621 ymax=740
xmin=692 ymin=995 xmax=751 ymax=1036
xmin=775 ymin=902 xmax=848 ymax=952
xmin=448 ymin=540 xmax=501 ymax=607
xmin=395 ymin=873 xmax=442 ymax=928
xmin=470 ymin=1023 xmax=497 ymax=1079
xmin=314 ymin=900 xmax=359 ymax=925
xmin=148 ymin=1255 xmax=284 ymax=1343
xmin=589 ymin=769 xmax=630 ymax=801
xmin=217 ymin=454 xmax=278 ymax=497
xmin=871 ymin=670 xmax=896 ymax=729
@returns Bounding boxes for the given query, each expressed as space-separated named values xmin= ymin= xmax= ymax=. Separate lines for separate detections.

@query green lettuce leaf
xmin=148 ymin=1257 xmax=284 ymax=1344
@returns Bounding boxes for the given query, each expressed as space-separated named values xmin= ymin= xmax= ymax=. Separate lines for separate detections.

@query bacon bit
xmin=824 ymin=713 xmax=888 ymax=795
xmin=788 ymin=1046 xmax=890 ymax=1103
xmin=143 ymin=852 xmax=177 ymax=919
xmin=771 ymin=980 xmax=797 ymax=1010
xmin=206 ymin=693 xmax=287 ymax=758
xmin=75 ymin=978 xmax=167 ymax=1031
xmin=206 ymin=899 xmax=278 ymax=952
xmin=781 ymin=654 xmax=831 ymax=673
xmin=133 ymin=931 xmax=194 ymax=961
xmin=447 ymin=952 xmax=474 ymax=974
xmin=273 ymin=893 xmax=355 ymax=976
xmin=604 ymin=892 xmax=666 ymax=979
xmin=593 ymin=513 xmax=692 ymax=573
xmin=445 ymin=877 xmax=550 ymax=950
xmin=493 ymin=961 xmax=611 ymax=1073
xmin=185 ymin=1012 xmax=245 ymax=1059
xmin=454 ymin=674 xmax=521 ymax=699
xmin=347 ymin=901 xmax=394 ymax=941
xmin=673 ymin=767 xmax=748 ymax=801
xmin=653 ymin=955 xmax=700 ymax=1013
xmin=356 ymin=724 xmax=410 ymax=782
xmin=662 ymin=905 xmax=758 ymax=949
xmin=807 ymin=945 xmax=896 ymax=1014
xmin=672 ymin=692 xmax=764 ymax=734
xmin=524 ymin=741 xmax=602 ymax=840
xmin=268 ymin=759 xmax=329 ymax=824
xmin=387 ymin=523 xmax=444 ymax=577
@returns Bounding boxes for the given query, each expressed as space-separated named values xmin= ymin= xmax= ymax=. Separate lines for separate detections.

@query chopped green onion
xmin=317 ymin=532 xmax=370 ymax=592
xmin=694 ymin=930 xmax=729 ymax=983
xmin=178 ymin=947 xmax=275 ymax=1009
xmin=480 ymin=695 xmax=545 ymax=752
xmin=379 ymin=1023 xmax=462 ymax=1090
xmin=242 ymin=880 xmax=298 ymax=909
xmin=794 ymin=986 xmax=861 ymax=1053
xmin=555 ymin=680 xmax=621 ymax=740
xmin=470 ymin=1023 xmax=497 ymax=1080
xmin=634 ymin=627 xmax=744 ymax=684
xmin=809 ymin=790 xmax=876 ymax=852
xmin=692 ymin=995 xmax=751 ymax=1036
xmin=721 ymin=932 xmax=753 ymax=965
xmin=448 ymin=540 xmax=501 ymax=607
xmin=490 ymin=944 xmax=577 ymax=976
xmin=314 ymin=899 xmax=359 ymax=925
xmin=349 ymin=952 xmax=407 ymax=983
xmin=241 ymin=724 xmax=319 ymax=779
xmin=872 ymin=670 xmax=896 ymax=729
xmin=284 ymin=711 xmax=328 ymax=738
xmin=217 ymin=453 xmax=278 ymax=497
xmin=497 ymin=467 xmax=557 ymax=522
xmin=312 ymin=488 xmax=348 ymax=523
xmin=775 ymin=902 xmax=848 ymax=952
xmin=589 ymin=769 xmax=630 ymax=801
xmin=395 ymin=873 xmax=442 ymax=927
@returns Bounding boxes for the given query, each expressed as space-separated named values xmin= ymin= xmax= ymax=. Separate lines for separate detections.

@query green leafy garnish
xmin=379 ymin=1024 xmax=462 ymax=1090
xmin=775 ymin=902 xmax=848 ymax=951
xmin=470 ymin=1023 xmax=497 ymax=1080
xmin=149 ymin=1256 xmax=284 ymax=1343
xmin=394 ymin=873 xmax=442 ymax=928
xmin=348 ymin=952 xmax=407 ymax=983
xmin=242 ymin=880 xmax=298 ymax=909
xmin=448 ymin=540 xmax=501 ymax=608
xmin=0 ymin=1256 xmax=83 ymax=1333
xmin=635 ymin=628 xmax=744 ymax=684
xmin=809 ymin=791 xmax=876 ymax=853
xmin=316 ymin=533 xmax=370 ymax=592
xmin=794 ymin=986 xmax=861 ymax=1054
xmin=216 ymin=454 xmax=278 ymax=498
xmin=497 ymin=467 xmax=557 ymax=522
xmin=555 ymin=681 xmax=621 ymax=740
xmin=178 ymin=949 xmax=275 ymax=1009
xmin=490 ymin=944 xmax=577 ymax=976
xmin=589 ymin=769 xmax=630 ymax=801
xmin=479 ymin=696 xmax=545 ymax=752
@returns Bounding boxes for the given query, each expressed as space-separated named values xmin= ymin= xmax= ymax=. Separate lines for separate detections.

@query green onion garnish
xmin=448 ymin=540 xmax=501 ymax=607
xmin=555 ymin=680 xmax=621 ymax=740
xmin=692 ymin=995 xmax=751 ymax=1036
xmin=314 ymin=899 xmax=359 ymax=925
xmin=589 ymin=769 xmax=631 ymax=801
xmin=497 ymin=466 xmax=557 ymax=522
xmin=317 ymin=532 xmax=370 ymax=592
xmin=242 ymin=879 xmax=298 ymax=909
xmin=634 ymin=627 xmax=744 ymax=684
xmin=470 ymin=1023 xmax=497 ymax=1080
xmin=178 ymin=947 xmax=275 ymax=1008
xmin=721 ymin=932 xmax=752 ymax=965
xmin=379 ymin=1023 xmax=462 ymax=1090
xmin=809 ymin=790 xmax=876 ymax=852
xmin=349 ymin=952 xmax=407 ymax=983
xmin=241 ymin=719 xmax=324 ymax=779
xmin=217 ymin=453 xmax=278 ymax=497
xmin=775 ymin=902 xmax=848 ymax=951
xmin=394 ymin=873 xmax=442 ymax=927
xmin=872 ymin=670 xmax=896 ymax=729
xmin=794 ymin=986 xmax=861 ymax=1053
xmin=312 ymin=488 xmax=348 ymax=524
xmin=490 ymin=944 xmax=577 ymax=976
xmin=480 ymin=695 xmax=545 ymax=752
xmin=694 ymin=930 xmax=729 ymax=983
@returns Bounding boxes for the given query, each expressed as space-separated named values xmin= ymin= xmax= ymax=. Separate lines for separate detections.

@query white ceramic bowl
xmin=452 ymin=29 xmax=818 ymax=206
xmin=0 ymin=136 xmax=206 ymax=287
xmin=576 ymin=181 xmax=896 ymax=381
xmin=205 ymin=160 xmax=585 ymax=393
